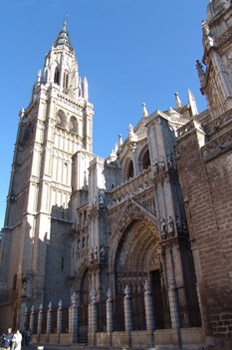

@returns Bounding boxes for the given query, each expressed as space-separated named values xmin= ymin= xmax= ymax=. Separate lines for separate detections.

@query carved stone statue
xmin=159 ymin=156 xmax=166 ymax=172
xmin=100 ymin=245 xmax=106 ymax=263
xmin=176 ymin=216 xmax=183 ymax=233
xmin=89 ymin=249 xmax=94 ymax=264
xmin=154 ymin=160 xmax=159 ymax=175
xmin=202 ymin=20 xmax=210 ymax=37
xmin=160 ymin=218 xmax=167 ymax=240
xmin=94 ymin=246 xmax=98 ymax=262
xmin=167 ymin=216 xmax=175 ymax=238
xmin=98 ymin=194 xmax=104 ymax=209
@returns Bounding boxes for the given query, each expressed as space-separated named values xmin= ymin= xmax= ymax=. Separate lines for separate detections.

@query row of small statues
xmin=89 ymin=246 xmax=106 ymax=264
xmin=153 ymin=156 xmax=176 ymax=175
xmin=160 ymin=216 xmax=187 ymax=241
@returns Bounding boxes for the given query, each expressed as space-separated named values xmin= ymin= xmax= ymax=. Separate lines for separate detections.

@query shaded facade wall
xmin=176 ymin=124 xmax=232 ymax=348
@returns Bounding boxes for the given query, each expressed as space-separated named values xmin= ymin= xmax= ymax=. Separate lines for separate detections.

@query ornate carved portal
xmin=114 ymin=219 xmax=161 ymax=296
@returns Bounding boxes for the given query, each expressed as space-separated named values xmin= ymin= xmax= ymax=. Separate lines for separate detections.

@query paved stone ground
xmin=22 ymin=345 xmax=79 ymax=350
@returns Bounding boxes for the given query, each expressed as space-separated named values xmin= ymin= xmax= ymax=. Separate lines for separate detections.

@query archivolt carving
xmin=113 ymin=219 xmax=160 ymax=296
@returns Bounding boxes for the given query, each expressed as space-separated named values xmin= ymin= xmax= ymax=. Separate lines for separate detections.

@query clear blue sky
xmin=0 ymin=0 xmax=209 ymax=229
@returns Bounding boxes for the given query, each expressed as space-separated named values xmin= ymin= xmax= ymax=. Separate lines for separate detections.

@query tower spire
xmin=54 ymin=15 xmax=73 ymax=50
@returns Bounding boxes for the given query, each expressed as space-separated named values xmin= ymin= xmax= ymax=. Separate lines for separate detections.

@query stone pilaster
xmin=124 ymin=285 xmax=132 ymax=346
xmin=30 ymin=306 xmax=34 ymax=333
xmin=37 ymin=304 xmax=43 ymax=342
xmin=106 ymin=289 xmax=113 ymax=345
xmin=144 ymin=280 xmax=155 ymax=347
xmin=88 ymin=289 xmax=97 ymax=345
xmin=168 ymin=275 xmax=182 ymax=349
xmin=69 ymin=293 xmax=78 ymax=343
xmin=57 ymin=300 xmax=62 ymax=338
xmin=23 ymin=306 xmax=28 ymax=329
xmin=46 ymin=302 xmax=52 ymax=341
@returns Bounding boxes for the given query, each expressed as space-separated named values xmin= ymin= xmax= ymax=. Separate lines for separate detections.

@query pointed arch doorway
xmin=114 ymin=219 xmax=170 ymax=330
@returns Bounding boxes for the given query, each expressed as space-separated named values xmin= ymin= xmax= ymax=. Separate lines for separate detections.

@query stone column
xmin=46 ymin=302 xmax=52 ymax=341
xmin=88 ymin=289 xmax=97 ymax=345
xmin=69 ymin=293 xmax=78 ymax=343
xmin=106 ymin=289 xmax=113 ymax=346
xmin=30 ymin=306 xmax=34 ymax=333
xmin=124 ymin=285 xmax=132 ymax=346
xmin=57 ymin=300 xmax=62 ymax=340
xmin=37 ymin=304 xmax=43 ymax=342
xmin=168 ymin=275 xmax=182 ymax=349
xmin=23 ymin=306 xmax=28 ymax=329
xmin=144 ymin=280 xmax=155 ymax=346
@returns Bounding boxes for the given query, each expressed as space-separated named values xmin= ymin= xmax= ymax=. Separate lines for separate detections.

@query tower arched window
xmin=127 ymin=160 xmax=134 ymax=180
xmin=63 ymin=70 xmax=69 ymax=89
xmin=70 ymin=116 xmax=78 ymax=133
xmin=56 ymin=110 xmax=66 ymax=128
xmin=54 ymin=67 xmax=60 ymax=85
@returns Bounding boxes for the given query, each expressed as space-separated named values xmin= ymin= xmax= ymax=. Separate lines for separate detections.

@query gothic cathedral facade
xmin=1 ymin=1 xmax=232 ymax=349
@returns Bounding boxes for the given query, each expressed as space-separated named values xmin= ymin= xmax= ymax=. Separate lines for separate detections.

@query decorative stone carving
xmin=98 ymin=194 xmax=104 ymax=209
xmin=91 ymin=289 xmax=97 ymax=303
xmin=124 ymin=285 xmax=130 ymax=297
xmin=144 ymin=280 xmax=151 ymax=295
xmin=71 ymin=292 xmax=78 ymax=306
xmin=94 ymin=246 xmax=98 ymax=262
xmin=202 ymin=20 xmax=210 ymax=37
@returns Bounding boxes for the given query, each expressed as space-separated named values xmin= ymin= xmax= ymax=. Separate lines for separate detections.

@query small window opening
xmin=54 ymin=67 xmax=60 ymax=85
xmin=13 ymin=274 xmax=17 ymax=291
xmin=127 ymin=160 xmax=134 ymax=180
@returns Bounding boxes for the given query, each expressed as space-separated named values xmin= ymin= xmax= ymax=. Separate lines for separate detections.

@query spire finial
xmin=142 ymin=103 xmax=148 ymax=118
xmin=174 ymin=92 xmax=182 ymax=108
xmin=63 ymin=14 xmax=68 ymax=31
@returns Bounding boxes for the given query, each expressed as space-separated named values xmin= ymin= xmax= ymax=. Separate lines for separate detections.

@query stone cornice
xmin=177 ymin=120 xmax=205 ymax=140
xmin=203 ymin=108 xmax=232 ymax=136
xmin=202 ymin=127 xmax=232 ymax=162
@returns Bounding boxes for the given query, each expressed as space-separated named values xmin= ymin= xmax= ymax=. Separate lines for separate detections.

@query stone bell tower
xmin=0 ymin=19 xmax=94 ymax=329
xmin=197 ymin=0 xmax=232 ymax=119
